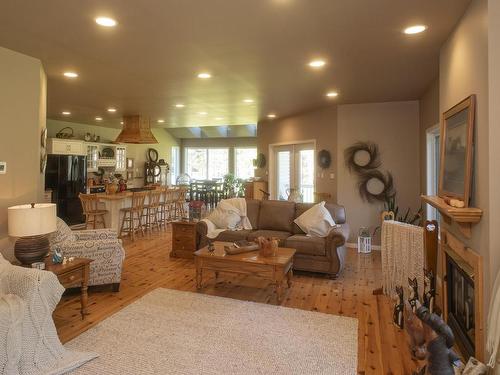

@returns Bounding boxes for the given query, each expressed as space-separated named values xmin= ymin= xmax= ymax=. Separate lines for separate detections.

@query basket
xmin=55 ymin=127 xmax=74 ymax=139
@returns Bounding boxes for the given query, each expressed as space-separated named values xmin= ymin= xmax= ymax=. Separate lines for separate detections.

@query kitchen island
xmin=96 ymin=192 xmax=134 ymax=232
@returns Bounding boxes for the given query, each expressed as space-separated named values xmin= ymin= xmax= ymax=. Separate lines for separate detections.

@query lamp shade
xmin=8 ymin=203 xmax=57 ymax=237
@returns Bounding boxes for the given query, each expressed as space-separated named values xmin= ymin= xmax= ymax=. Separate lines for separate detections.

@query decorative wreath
xmin=317 ymin=149 xmax=331 ymax=169
xmin=344 ymin=142 xmax=381 ymax=174
xmin=357 ymin=170 xmax=395 ymax=203
xmin=148 ymin=148 xmax=159 ymax=162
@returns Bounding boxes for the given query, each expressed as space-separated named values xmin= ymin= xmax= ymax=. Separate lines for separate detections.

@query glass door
xmin=273 ymin=143 xmax=315 ymax=202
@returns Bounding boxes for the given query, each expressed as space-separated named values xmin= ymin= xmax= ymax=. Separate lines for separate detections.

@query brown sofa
xmin=196 ymin=199 xmax=349 ymax=277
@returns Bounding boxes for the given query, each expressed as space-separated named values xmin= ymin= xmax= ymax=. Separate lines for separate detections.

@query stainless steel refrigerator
xmin=45 ymin=154 xmax=87 ymax=225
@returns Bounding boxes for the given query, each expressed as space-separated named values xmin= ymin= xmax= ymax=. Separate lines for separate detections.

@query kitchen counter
xmin=95 ymin=192 xmax=133 ymax=200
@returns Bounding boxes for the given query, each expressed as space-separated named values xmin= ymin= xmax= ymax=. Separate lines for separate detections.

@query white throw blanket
xmin=203 ymin=198 xmax=252 ymax=239
xmin=487 ymin=270 xmax=500 ymax=369
xmin=381 ymin=220 xmax=424 ymax=299
xmin=0 ymin=254 xmax=97 ymax=374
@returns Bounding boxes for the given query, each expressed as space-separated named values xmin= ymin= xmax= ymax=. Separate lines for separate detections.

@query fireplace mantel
xmin=441 ymin=229 xmax=484 ymax=361
xmin=421 ymin=195 xmax=482 ymax=238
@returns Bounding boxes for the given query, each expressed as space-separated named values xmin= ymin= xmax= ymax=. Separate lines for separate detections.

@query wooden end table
xmin=44 ymin=257 xmax=93 ymax=320
xmin=171 ymin=221 xmax=198 ymax=259
xmin=194 ymin=242 xmax=296 ymax=303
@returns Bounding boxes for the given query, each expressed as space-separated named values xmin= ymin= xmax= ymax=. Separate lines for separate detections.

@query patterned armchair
xmin=49 ymin=218 xmax=125 ymax=291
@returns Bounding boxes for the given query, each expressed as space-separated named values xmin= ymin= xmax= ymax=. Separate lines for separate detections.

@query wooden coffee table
xmin=194 ymin=242 xmax=296 ymax=302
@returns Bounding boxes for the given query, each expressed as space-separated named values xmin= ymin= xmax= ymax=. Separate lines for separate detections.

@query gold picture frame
xmin=438 ymin=95 xmax=476 ymax=207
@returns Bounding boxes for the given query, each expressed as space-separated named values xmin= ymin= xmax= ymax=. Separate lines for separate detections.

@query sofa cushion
xmin=246 ymin=199 xmax=261 ymax=228
xmin=293 ymin=202 xmax=346 ymax=234
xmin=285 ymin=235 xmax=326 ymax=256
xmin=257 ymin=200 xmax=295 ymax=232
xmin=247 ymin=230 xmax=292 ymax=246
xmin=294 ymin=202 xmax=335 ymax=237
xmin=49 ymin=217 xmax=76 ymax=247
xmin=214 ymin=230 xmax=254 ymax=243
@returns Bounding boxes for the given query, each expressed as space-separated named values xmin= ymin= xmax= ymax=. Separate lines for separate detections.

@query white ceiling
xmin=0 ymin=0 xmax=470 ymax=129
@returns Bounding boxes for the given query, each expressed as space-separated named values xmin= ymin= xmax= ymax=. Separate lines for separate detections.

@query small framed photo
xmin=126 ymin=158 xmax=134 ymax=170
xmin=0 ymin=161 xmax=6 ymax=174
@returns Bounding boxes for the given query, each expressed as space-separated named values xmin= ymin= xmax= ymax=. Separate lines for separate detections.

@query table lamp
xmin=8 ymin=203 xmax=57 ymax=265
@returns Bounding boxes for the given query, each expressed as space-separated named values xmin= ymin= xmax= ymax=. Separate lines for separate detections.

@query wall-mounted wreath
xmin=317 ymin=149 xmax=331 ymax=169
xmin=344 ymin=142 xmax=381 ymax=174
xmin=357 ymin=169 xmax=395 ymax=203
xmin=344 ymin=141 xmax=395 ymax=203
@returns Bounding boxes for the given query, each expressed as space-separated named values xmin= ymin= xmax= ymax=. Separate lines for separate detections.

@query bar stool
xmin=159 ymin=187 xmax=174 ymax=228
xmin=171 ymin=187 xmax=187 ymax=220
xmin=79 ymin=193 xmax=108 ymax=229
xmin=142 ymin=188 xmax=162 ymax=232
xmin=119 ymin=191 xmax=147 ymax=241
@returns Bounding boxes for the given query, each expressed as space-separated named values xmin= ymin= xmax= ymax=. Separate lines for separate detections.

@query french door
xmin=273 ymin=142 xmax=315 ymax=202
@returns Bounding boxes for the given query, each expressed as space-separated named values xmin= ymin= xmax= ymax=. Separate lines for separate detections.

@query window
xmin=208 ymin=149 xmax=229 ymax=179
xmin=185 ymin=147 xmax=229 ymax=180
xmin=426 ymin=125 xmax=441 ymax=221
xmin=235 ymin=148 xmax=257 ymax=180
xmin=170 ymin=146 xmax=180 ymax=185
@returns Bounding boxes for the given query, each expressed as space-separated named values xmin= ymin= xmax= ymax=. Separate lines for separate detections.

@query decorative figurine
xmin=404 ymin=301 xmax=426 ymax=360
xmin=407 ymin=304 xmax=460 ymax=375
xmin=208 ymin=240 xmax=215 ymax=255
xmin=393 ymin=285 xmax=405 ymax=329
xmin=408 ymin=277 xmax=419 ymax=312
xmin=423 ymin=269 xmax=436 ymax=314
xmin=52 ymin=248 xmax=63 ymax=264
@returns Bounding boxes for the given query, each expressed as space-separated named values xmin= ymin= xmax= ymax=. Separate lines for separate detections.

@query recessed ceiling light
xmin=308 ymin=59 xmax=326 ymax=68
xmin=63 ymin=72 xmax=78 ymax=78
xmin=120 ymin=121 xmax=124 ymax=125
xmin=95 ymin=17 xmax=117 ymax=27
xmin=95 ymin=116 xmax=103 ymax=121
xmin=175 ymin=104 xmax=185 ymax=108
xmin=326 ymin=91 xmax=339 ymax=98
xmin=215 ymin=117 xmax=224 ymax=121
xmin=198 ymin=112 xmax=208 ymax=115
xmin=267 ymin=113 xmax=277 ymax=119
xmin=243 ymin=99 xmax=254 ymax=104
xmin=62 ymin=111 xmax=71 ymax=115
xmin=404 ymin=25 xmax=427 ymax=35
xmin=157 ymin=119 xmax=165 ymax=123
xmin=107 ymin=108 xmax=117 ymax=113
xmin=197 ymin=72 xmax=212 ymax=79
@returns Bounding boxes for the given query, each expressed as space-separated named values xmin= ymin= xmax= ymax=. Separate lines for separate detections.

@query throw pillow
xmin=207 ymin=207 xmax=241 ymax=230
xmin=294 ymin=202 xmax=336 ymax=237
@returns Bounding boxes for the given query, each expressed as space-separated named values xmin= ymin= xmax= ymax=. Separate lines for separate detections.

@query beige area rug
xmin=66 ymin=288 xmax=358 ymax=374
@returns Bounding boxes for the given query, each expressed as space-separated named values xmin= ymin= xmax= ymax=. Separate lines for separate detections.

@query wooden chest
xmin=171 ymin=221 xmax=197 ymax=259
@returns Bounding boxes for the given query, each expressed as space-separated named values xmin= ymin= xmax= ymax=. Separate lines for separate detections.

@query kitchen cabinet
xmin=115 ymin=146 xmax=127 ymax=171
xmin=86 ymin=144 xmax=99 ymax=172
xmin=47 ymin=139 xmax=86 ymax=156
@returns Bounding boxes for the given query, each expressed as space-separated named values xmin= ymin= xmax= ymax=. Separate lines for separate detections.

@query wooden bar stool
xmin=142 ymin=189 xmax=162 ymax=233
xmin=79 ymin=193 xmax=108 ymax=229
xmin=173 ymin=187 xmax=188 ymax=220
xmin=119 ymin=191 xmax=147 ymax=241
xmin=159 ymin=187 xmax=175 ymax=228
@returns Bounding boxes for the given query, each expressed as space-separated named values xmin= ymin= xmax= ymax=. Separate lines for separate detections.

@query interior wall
xmin=489 ymin=0 xmax=500 ymax=300
xmin=439 ymin=0 xmax=489 ymax=288
xmin=256 ymin=106 xmax=338 ymax=201
xmin=337 ymin=101 xmax=420 ymax=244
xmin=46 ymin=119 xmax=179 ymax=187
xmin=419 ymin=78 xmax=440 ymax=196
xmin=0 ymin=46 xmax=46 ymax=260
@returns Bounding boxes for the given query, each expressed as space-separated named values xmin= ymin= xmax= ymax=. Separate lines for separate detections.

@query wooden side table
xmin=171 ymin=221 xmax=198 ymax=259
xmin=44 ymin=257 xmax=93 ymax=320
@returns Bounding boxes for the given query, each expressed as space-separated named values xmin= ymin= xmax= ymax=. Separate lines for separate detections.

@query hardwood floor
xmin=54 ymin=227 xmax=421 ymax=374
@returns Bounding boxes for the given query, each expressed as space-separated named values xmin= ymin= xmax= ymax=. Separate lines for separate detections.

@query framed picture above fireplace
xmin=438 ymin=95 xmax=476 ymax=207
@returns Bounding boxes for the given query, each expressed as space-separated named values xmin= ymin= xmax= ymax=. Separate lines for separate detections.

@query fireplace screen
xmin=446 ymin=254 xmax=475 ymax=359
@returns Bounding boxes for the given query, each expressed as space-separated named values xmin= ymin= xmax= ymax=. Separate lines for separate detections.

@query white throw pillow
xmin=294 ymin=202 xmax=336 ymax=237
xmin=207 ymin=207 xmax=241 ymax=230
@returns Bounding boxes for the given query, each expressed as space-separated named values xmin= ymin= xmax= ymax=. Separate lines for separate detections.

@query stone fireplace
xmin=441 ymin=229 xmax=484 ymax=362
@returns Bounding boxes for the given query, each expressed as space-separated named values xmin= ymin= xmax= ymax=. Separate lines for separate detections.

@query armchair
xmin=49 ymin=218 xmax=125 ymax=291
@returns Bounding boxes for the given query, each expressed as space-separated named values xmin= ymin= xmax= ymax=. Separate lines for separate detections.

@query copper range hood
xmin=115 ymin=115 xmax=158 ymax=144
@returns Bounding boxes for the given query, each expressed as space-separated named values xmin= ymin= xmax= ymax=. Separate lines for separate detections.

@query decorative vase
xmin=257 ymin=237 xmax=278 ymax=257
xmin=286 ymin=188 xmax=303 ymax=203
xmin=106 ymin=182 xmax=118 ymax=194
